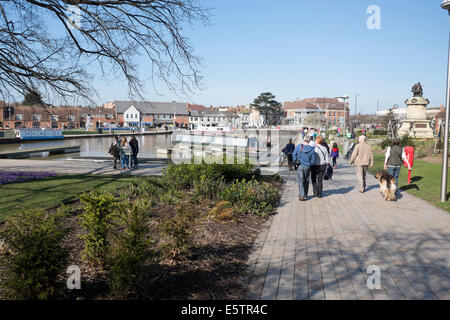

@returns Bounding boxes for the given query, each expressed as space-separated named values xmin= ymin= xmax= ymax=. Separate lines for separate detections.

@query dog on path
xmin=375 ymin=171 xmax=397 ymax=201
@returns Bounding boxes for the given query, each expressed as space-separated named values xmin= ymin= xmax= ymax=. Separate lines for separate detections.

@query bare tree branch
xmin=0 ymin=0 xmax=209 ymax=104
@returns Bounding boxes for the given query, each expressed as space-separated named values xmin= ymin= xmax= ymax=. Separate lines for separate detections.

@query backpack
xmin=294 ymin=145 xmax=303 ymax=170
xmin=324 ymin=165 xmax=333 ymax=180
xmin=108 ymin=143 xmax=119 ymax=157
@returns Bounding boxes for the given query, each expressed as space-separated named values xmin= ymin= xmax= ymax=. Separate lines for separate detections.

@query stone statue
xmin=411 ymin=82 xmax=423 ymax=97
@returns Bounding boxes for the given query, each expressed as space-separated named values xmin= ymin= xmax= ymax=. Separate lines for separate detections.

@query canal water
xmin=0 ymin=130 xmax=299 ymax=160
xmin=0 ymin=133 xmax=173 ymax=159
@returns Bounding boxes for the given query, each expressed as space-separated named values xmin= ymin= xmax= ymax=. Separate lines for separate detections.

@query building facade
xmin=108 ymin=101 xmax=190 ymax=127
xmin=283 ymin=97 xmax=349 ymax=127
xmin=0 ymin=102 xmax=116 ymax=129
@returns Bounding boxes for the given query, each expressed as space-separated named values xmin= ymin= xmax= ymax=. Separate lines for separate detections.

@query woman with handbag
xmin=311 ymin=136 xmax=330 ymax=198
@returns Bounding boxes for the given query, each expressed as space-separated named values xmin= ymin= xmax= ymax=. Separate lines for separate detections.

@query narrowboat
xmin=0 ymin=129 xmax=21 ymax=144
xmin=16 ymin=128 xmax=64 ymax=141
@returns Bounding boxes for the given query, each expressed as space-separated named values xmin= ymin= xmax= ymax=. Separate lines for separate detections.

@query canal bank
xmin=0 ymin=159 xmax=167 ymax=176
xmin=0 ymin=131 xmax=173 ymax=159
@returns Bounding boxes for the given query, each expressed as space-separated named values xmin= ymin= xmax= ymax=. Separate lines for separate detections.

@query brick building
xmin=0 ymin=101 xmax=115 ymax=129
xmin=105 ymin=101 xmax=190 ymax=127
xmin=283 ymin=97 xmax=349 ymax=126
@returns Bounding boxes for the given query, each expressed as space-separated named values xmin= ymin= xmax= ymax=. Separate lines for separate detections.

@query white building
xmin=123 ymin=105 xmax=141 ymax=126
xmin=188 ymin=110 xmax=240 ymax=130
xmin=249 ymin=109 xmax=264 ymax=128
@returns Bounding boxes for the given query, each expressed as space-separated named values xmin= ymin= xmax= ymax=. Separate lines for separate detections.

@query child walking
xmin=330 ymin=143 xmax=339 ymax=169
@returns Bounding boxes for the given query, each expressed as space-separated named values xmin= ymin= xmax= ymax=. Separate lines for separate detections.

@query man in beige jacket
xmin=349 ymin=135 xmax=374 ymax=193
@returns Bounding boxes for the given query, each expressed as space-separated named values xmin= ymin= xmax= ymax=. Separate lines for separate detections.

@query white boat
xmin=192 ymin=126 xmax=234 ymax=133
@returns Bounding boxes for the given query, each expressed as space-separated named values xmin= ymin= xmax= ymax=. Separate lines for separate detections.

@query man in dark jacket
xmin=282 ymin=138 xmax=296 ymax=171
xmin=293 ymin=137 xmax=316 ymax=201
xmin=108 ymin=135 xmax=120 ymax=169
xmin=129 ymin=136 xmax=139 ymax=169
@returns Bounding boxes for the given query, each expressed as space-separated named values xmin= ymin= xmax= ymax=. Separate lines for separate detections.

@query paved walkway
xmin=0 ymin=159 xmax=165 ymax=176
xmin=245 ymin=161 xmax=450 ymax=300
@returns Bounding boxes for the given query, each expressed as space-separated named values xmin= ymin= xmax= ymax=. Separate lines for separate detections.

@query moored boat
xmin=0 ymin=129 xmax=21 ymax=144
xmin=16 ymin=128 xmax=64 ymax=141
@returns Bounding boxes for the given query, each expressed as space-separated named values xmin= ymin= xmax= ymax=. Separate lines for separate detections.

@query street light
xmin=355 ymin=93 xmax=360 ymax=117
xmin=441 ymin=0 xmax=450 ymax=202
xmin=335 ymin=95 xmax=349 ymax=140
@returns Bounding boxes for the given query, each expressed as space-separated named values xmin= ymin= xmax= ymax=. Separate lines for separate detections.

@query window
xmin=51 ymin=115 xmax=58 ymax=121
xmin=15 ymin=114 xmax=23 ymax=121
xmin=33 ymin=114 xmax=41 ymax=121
xmin=126 ymin=114 xmax=129 ymax=119
xmin=68 ymin=115 xmax=75 ymax=121
xmin=334 ymin=112 xmax=336 ymax=116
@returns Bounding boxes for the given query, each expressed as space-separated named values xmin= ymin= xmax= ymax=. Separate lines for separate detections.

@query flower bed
xmin=0 ymin=172 xmax=57 ymax=185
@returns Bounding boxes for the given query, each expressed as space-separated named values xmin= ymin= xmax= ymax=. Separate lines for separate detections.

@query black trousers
xmin=287 ymin=154 xmax=293 ymax=169
xmin=311 ymin=164 xmax=327 ymax=197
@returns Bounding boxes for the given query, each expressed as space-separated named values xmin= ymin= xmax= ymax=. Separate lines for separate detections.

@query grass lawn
xmin=0 ymin=174 xmax=137 ymax=222
xmin=369 ymin=153 xmax=450 ymax=213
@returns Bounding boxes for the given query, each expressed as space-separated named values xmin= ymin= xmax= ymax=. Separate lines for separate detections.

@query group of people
xmin=285 ymin=133 xmax=410 ymax=201
xmin=283 ymin=136 xmax=340 ymax=201
xmin=301 ymin=128 xmax=323 ymax=141
xmin=108 ymin=135 xmax=140 ymax=170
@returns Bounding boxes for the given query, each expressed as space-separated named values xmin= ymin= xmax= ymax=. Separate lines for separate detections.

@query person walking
xmin=108 ymin=135 xmax=120 ymax=169
xmin=330 ymin=143 xmax=339 ymax=169
xmin=349 ymin=135 xmax=374 ymax=193
xmin=293 ymin=137 xmax=316 ymax=201
xmin=129 ymin=136 xmax=139 ymax=169
xmin=384 ymin=139 xmax=411 ymax=191
xmin=282 ymin=138 xmax=296 ymax=171
xmin=311 ymin=136 xmax=330 ymax=198
xmin=118 ymin=136 xmax=130 ymax=170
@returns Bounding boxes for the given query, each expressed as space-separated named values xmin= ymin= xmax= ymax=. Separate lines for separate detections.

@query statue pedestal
xmin=398 ymin=97 xmax=434 ymax=139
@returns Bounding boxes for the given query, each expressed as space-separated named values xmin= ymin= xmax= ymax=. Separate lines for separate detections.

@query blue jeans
xmin=297 ymin=165 xmax=311 ymax=199
xmin=387 ymin=166 xmax=401 ymax=189
xmin=121 ymin=154 xmax=129 ymax=169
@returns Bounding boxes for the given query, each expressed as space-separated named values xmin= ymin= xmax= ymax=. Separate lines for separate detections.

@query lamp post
xmin=335 ymin=95 xmax=349 ymax=140
xmin=441 ymin=0 xmax=450 ymax=202
xmin=355 ymin=93 xmax=360 ymax=117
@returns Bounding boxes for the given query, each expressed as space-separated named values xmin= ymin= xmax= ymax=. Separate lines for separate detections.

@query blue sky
xmin=93 ymin=0 xmax=450 ymax=113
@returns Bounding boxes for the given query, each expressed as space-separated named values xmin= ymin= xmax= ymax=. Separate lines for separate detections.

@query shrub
xmin=209 ymin=201 xmax=234 ymax=222
xmin=162 ymin=163 xmax=197 ymax=189
xmin=380 ymin=134 xmax=416 ymax=150
xmin=220 ymin=179 xmax=279 ymax=218
xmin=194 ymin=173 xmax=226 ymax=201
xmin=159 ymin=206 xmax=196 ymax=259
xmin=0 ymin=208 xmax=71 ymax=299
xmin=159 ymin=186 xmax=184 ymax=205
xmin=107 ymin=200 xmax=152 ymax=298
xmin=79 ymin=190 xmax=118 ymax=269
xmin=373 ymin=129 xmax=387 ymax=136
xmin=210 ymin=163 xmax=259 ymax=183
xmin=162 ymin=163 xmax=261 ymax=190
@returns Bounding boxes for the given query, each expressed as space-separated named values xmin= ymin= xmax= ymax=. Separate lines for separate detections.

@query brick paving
xmin=0 ymin=159 xmax=165 ymax=176
xmin=245 ymin=160 xmax=450 ymax=300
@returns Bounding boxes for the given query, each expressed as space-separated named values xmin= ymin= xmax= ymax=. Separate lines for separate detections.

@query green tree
xmin=250 ymin=92 xmax=283 ymax=126
xmin=22 ymin=91 xmax=44 ymax=106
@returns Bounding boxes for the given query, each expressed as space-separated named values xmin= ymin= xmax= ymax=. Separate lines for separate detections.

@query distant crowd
xmin=283 ymin=129 xmax=411 ymax=201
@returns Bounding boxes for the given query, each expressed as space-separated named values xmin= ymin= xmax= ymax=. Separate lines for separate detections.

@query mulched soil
xmin=58 ymin=197 xmax=275 ymax=300
xmin=0 ymin=178 xmax=282 ymax=300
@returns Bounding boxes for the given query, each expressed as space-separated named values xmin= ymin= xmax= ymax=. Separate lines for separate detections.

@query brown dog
xmin=375 ymin=171 xmax=397 ymax=201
